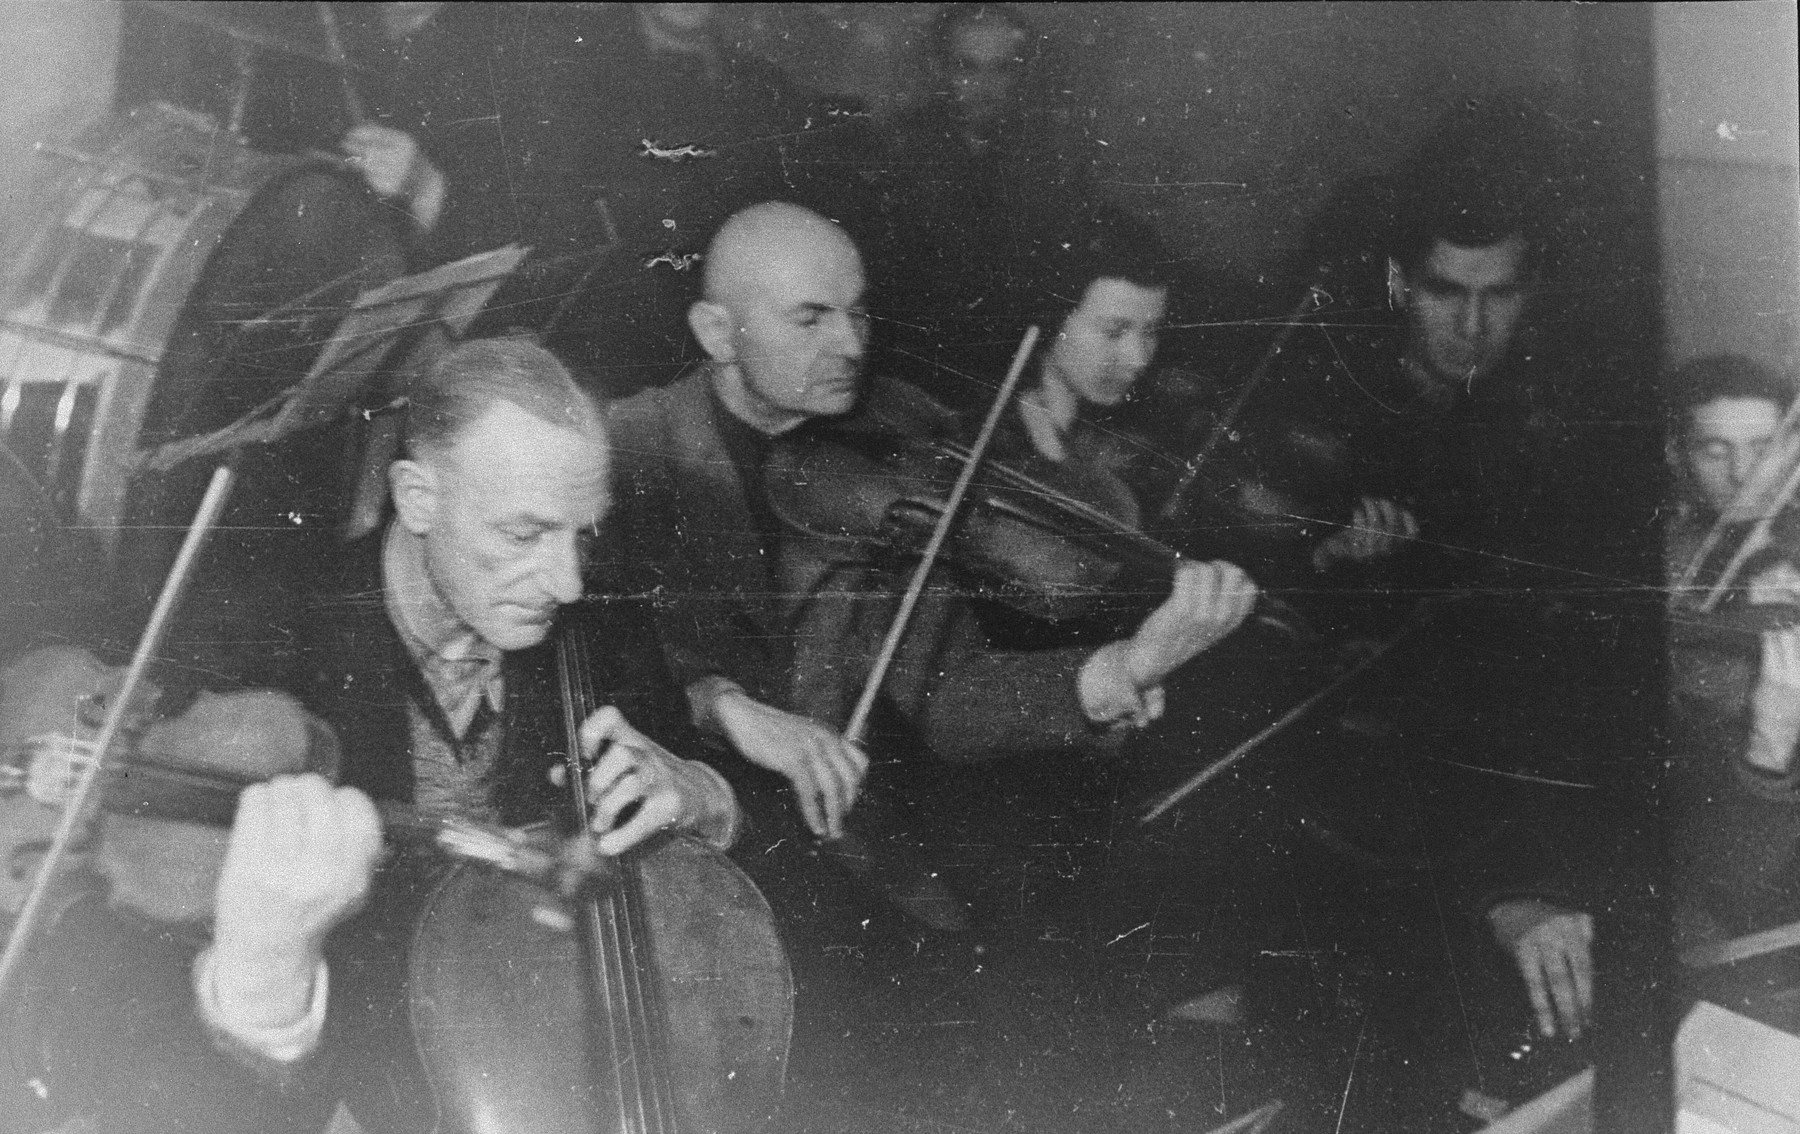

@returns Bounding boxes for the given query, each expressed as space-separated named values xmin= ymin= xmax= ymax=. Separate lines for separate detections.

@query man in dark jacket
xmin=605 ymin=201 xmax=1256 ymax=857
xmin=8 ymin=337 xmax=743 ymax=1133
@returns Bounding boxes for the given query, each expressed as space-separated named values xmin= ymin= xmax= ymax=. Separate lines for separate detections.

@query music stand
xmin=137 ymin=243 xmax=528 ymax=475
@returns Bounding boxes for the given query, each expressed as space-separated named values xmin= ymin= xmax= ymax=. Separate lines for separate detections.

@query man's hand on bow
xmin=1312 ymin=495 xmax=1418 ymax=570
xmin=714 ymin=691 xmax=867 ymax=840
xmin=212 ymin=774 xmax=382 ymax=1031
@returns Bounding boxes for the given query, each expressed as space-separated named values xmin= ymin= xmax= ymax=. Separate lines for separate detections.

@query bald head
xmin=702 ymin=202 xmax=862 ymax=309
xmin=690 ymin=202 xmax=869 ymax=434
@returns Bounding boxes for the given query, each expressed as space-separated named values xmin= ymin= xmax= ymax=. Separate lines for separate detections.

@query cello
xmin=0 ymin=624 xmax=792 ymax=1134
xmin=402 ymin=629 xmax=791 ymax=1134
xmin=4 ymin=375 xmax=791 ymax=1129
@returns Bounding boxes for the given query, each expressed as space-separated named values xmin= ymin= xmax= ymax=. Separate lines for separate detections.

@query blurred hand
xmin=1313 ymin=496 xmax=1418 ymax=569
xmin=212 ymin=774 xmax=382 ymax=1029
xmin=715 ymin=692 xmax=867 ymax=839
xmin=1487 ymin=898 xmax=1593 ymax=1040
xmin=578 ymin=707 xmax=731 ymax=856
xmin=1747 ymin=624 xmax=1800 ymax=772
xmin=1122 ymin=559 xmax=1258 ymax=688
xmin=341 ymin=124 xmax=446 ymax=229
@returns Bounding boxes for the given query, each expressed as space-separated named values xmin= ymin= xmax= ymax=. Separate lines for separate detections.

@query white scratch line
xmin=1335 ymin=1012 xmax=1371 ymax=1134
xmin=1107 ymin=922 xmax=1151 ymax=946
xmin=639 ymin=138 xmax=716 ymax=161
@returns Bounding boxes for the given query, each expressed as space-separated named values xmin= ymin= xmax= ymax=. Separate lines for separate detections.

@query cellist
xmin=7 ymin=338 xmax=740 ymax=1133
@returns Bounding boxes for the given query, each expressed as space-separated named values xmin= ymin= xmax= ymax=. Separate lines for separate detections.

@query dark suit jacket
xmin=11 ymin=531 xmax=704 ymax=1134
xmin=604 ymin=370 xmax=1111 ymax=764
xmin=286 ymin=533 xmax=703 ymax=1133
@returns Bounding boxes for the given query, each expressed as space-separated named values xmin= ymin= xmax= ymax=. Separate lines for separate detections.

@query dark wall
xmin=732 ymin=2 xmax=1588 ymax=285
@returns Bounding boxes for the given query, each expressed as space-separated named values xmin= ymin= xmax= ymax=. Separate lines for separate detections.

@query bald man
xmin=605 ymin=202 xmax=1256 ymax=852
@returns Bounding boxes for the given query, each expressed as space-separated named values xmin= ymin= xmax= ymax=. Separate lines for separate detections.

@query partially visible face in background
xmin=945 ymin=17 xmax=1030 ymax=127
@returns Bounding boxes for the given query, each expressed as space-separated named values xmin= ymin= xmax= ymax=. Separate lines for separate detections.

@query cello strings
xmin=557 ymin=636 xmax=640 ymax=1127
xmin=598 ymin=644 xmax=676 ymax=1130
xmin=581 ymin=641 xmax=651 ymax=1130
xmin=578 ymin=631 xmax=677 ymax=1128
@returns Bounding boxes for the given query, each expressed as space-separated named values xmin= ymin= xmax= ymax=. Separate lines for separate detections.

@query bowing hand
xmin=1313 ymin=496 xmax=1418 ymax=569
xmin=714 ymin=691 xmax=867 ymax=840
xmin=1747 ymin=624 xmax=1800 ymax=773
xmin=1756 ymin=624 xmax=1800 ymax=701
xmin=576 ymin=707 xmax=727 ymax=856
xmin=212 ymin=774 xmax=382 ymax=1030
xmin=340 ymin=124 xmax=445 ymax=229
xmin=1123 ymin=559 xmax=1258 ymax=688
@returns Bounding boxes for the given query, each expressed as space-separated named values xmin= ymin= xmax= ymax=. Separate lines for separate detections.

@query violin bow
xmin=840 ymin=326 xmax=1041 ymax=746
xmin=0 ymin=465 xmax=237 ymax=1003
xmin=1677 ymin=393 xmax=1800 ymax=610
xmin=315 ymin=1 xmax=369 ymax=128
xmin=1698 ymin=458 xmax=1800 ymax=612
xmin=1157 ymin=283 xmax=1325 ymax=524
xmin=1138 ymin=599 xmax=1429 ymax=825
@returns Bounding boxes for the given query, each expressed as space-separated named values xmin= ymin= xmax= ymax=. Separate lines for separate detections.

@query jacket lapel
xmin=658 ymin=373 xmax=783 ymax=630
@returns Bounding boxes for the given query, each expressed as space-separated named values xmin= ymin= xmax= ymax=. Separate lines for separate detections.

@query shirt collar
xmin=382 ymin=524 xmax=504 ymax=723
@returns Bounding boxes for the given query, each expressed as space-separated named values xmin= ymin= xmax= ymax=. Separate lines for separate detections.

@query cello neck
xmin=554 ymin=630 xmax=680 ymax=1134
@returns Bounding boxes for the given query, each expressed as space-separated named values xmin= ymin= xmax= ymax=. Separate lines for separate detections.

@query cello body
xmin=407 ymin=833 xmax=793 ymax=1134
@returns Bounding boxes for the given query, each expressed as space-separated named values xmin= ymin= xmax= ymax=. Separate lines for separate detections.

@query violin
xmin=765 ymin=376 xmax=1315 ymax=640
xmin=0 ymin=640 xmax=793 ymax=1133
xmin=0 ymin=645 xmax=591 ymax=922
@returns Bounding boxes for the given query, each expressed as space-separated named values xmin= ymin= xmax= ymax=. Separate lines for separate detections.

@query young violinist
xmin=1667 ymin=359 xmax=1800 ymax=951
xmin=602 ymin=200 xmax=1257 ymax=867
xmin=1667 ymin=355 xmax=1798 ymax=722
xmin=6 ymin=338 xmax=741 ymax=1134
xmin=1005 ymin=209 xmax=1416 ymax=589
xmin=1666 ymin=355 xmax=1798 ymax=595
xmin=1288 ymin=140 xmax=1563 ymax=603
xmin=1668 ymin=529 xmax=1800 ymax=1039
xmin=1013 ymin=205 xmax=1601 ymax=1050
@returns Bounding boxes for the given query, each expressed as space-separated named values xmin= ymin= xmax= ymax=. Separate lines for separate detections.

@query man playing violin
xmin=1667 ymin=355 xmax=1798 ymax=593
xmin=9 ymin=338 xmax=740 ymax=1133
xmin=604 ymin=201 xmax=1256 ymax=869
xmin=1665 ymin=357 xmax=1800 ymax=967
xmin=1286 ymin=132 xmax=1566 ymax=603
xmin=1674 ymin=527 xmax=1800 ymax=952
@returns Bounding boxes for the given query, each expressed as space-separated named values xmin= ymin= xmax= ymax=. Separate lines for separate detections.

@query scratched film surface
xmin=2 ymin=4 xmax=1798 ymax=1133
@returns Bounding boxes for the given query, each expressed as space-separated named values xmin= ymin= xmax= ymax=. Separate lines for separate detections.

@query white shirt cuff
xmin=192 ymin=945 xmax=329 ymax=1070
